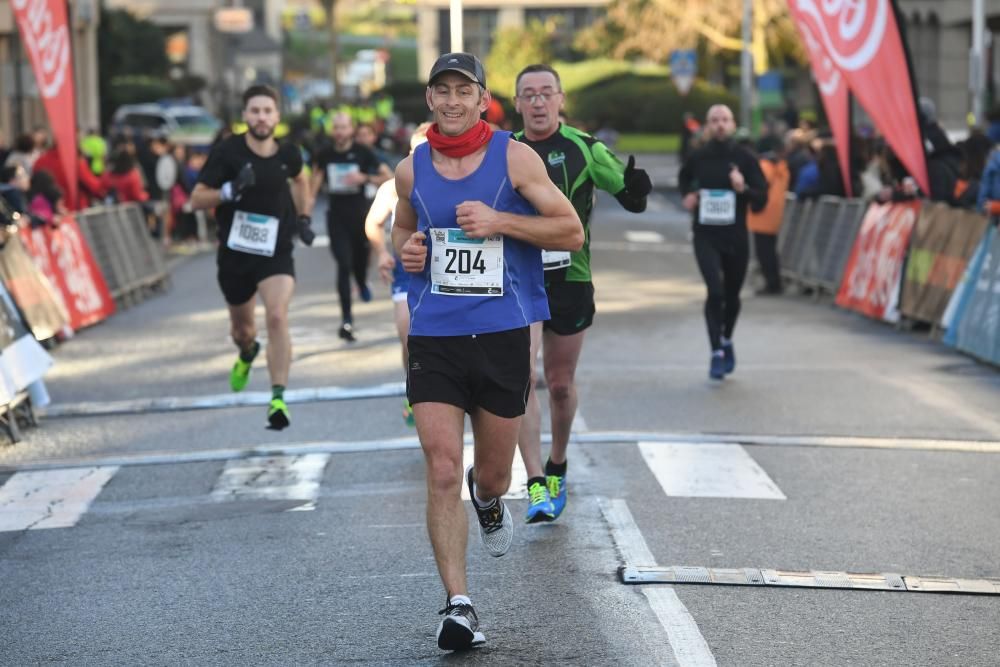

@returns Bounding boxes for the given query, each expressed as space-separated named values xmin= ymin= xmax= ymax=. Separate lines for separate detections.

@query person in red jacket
xmin=31 ymin=144 xmax=105 ymax=210
xmin=101 ymin=148 xmax=150 ymax=204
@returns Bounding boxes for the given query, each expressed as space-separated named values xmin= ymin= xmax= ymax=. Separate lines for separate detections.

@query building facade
xmin=899 ymin=0 xmax=1000 ymax=129
xmin=0 ymin=0 xmax=101 ymax=137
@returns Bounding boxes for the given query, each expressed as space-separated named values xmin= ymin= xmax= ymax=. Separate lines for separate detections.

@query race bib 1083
xmin=227 ymin=210 xmax=279 ymax=256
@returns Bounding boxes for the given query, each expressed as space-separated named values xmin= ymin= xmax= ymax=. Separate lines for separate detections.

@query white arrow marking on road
xmin=625 ymin=230 xmax=665 ymax=244
xmin=0 ymin=467 xmax=118 ymax=531
xmin=211 ymin=454 xmax=329 ymax=510
xmin=639 ymin=442 xmax=786 ymax=499
xmin=600 ymin=498 xmax=717 ymax=667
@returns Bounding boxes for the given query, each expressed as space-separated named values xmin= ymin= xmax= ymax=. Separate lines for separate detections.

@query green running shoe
xmin=403 ymin=399 xmax=415 ymax=427
xmin=229 ymin=341 xmax=259 ymax=392
xmin=267 ymin=398 xmax=290 ymax=430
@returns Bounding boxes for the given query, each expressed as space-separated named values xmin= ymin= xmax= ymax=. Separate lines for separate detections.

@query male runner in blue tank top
xmin=392 ymin=53 xmax=583 ymax=652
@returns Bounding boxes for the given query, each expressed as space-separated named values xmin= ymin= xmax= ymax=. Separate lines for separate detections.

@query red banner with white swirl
xmin=12 ymin=0 xmax=78 ymax=207
xmin=790 ymin=0 xmax=928 ymax=195
xmin=788 ymin=6 xmax=853 ymax=196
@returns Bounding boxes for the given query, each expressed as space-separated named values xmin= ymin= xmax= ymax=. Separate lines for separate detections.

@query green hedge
xmin=566 ymin=74 xmax=738 ymax=134
xmin=387 ymin=70 xmax=739 ymax=136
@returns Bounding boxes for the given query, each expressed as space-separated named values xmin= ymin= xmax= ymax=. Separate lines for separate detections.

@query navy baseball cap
xmin=428 ymin=53 xmax=486 ymax=88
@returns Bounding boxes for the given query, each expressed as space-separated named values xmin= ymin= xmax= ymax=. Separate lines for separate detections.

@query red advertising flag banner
xmin=18 ymin=218 xmax=115 ymax=331
xmin=791 ymin=0 xmax=929 ymax=195
xmin=46 ymin=217 xmax=116 ymax=329
xmin=788 ymin=7 xmax=852 ymax=197
xmin=12 ymin=0 xmax=78 ymax=207
xmin=835 ymin=200 xmax=920 ymax=322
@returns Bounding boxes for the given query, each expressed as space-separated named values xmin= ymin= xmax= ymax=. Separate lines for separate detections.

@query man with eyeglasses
xmin=512 ymin=63 xmax=653 ymax=524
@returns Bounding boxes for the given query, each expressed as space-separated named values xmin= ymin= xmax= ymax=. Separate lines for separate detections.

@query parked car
xmin=111 ymin=104 xmax=222 ymax=146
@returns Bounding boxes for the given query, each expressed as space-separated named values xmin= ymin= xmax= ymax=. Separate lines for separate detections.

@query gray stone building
xmin=0 ymin=0 xmax=101 ymax=136
xmin=900 ymin=0 xmax=999 ymax=129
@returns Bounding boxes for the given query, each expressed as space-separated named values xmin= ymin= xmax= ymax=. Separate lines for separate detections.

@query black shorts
xmin=543 ymin=280 xmax=595 ymax=335
xmin=407 ymin=327 xmax=531 ymax=418
xmin=217 ymin=252 xmax=295 ymax=306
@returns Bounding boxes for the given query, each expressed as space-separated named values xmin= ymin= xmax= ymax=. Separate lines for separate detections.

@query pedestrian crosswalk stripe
xmin=461 ymin=445 xmax=528 ymax=501
xmin=211 ymin=454 xmax=329 ymax=508
xmin=639 ymin=442 xmax=786 ymax=499
xmin=600 ymin=498 xmax=718 ymax=667
xmin=0 ymin=467 xmax=118 ymax=531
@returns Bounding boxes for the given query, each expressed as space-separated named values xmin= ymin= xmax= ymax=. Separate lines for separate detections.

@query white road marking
xmin=600 ymin=498 xmax=717 ymax=667
xmin=572 ymin=410 xmax=589 ymax=433
xmin=211 ymin=454 xmax=329 ymax=509
xmin=591 ymin=240 xmax=691 ymax=254
xmin=875 ymin=373 xmax=1000 ymax=436
xmin=625 ymin=230 xmax=665 ymax=244
xmin=40 ymin=382 xmax=406 ymax=418
xmin=7 ymin=430 xmax=1000 ymax=474
xmin=639 ymin=442 xmax=786 ymax=499
xmin=0 ymin=467 xmax=118 ymax=531
xmin=461 ymin=444 xmax=528 ymax=500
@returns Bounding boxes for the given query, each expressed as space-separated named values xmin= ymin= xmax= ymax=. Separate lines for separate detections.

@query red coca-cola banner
xmin=836 ymin=200 xmax=920 ymax=322
xmin=19 ymin=217 xmax=116 ymax=330
xmin=792 ymin=0 xmax=929 ymax=195
xmin=788 ymin=7 xmax=853 ymax=197
xmin=12 ymin=0 xmax=78 ymax=207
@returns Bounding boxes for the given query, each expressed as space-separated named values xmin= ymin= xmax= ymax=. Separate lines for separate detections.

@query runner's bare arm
xmin=309 ymin=167 xmax=324 ymax=202
xmin=373 ymin=163 xmax=393 ymax=186
xmin=290 ymin=170 xmax=313 ymax=217
xmin=391 ymin=156 xmax=426 ymax=272
xmin=454 ymin=142 xmax=582 ymax=251
xmin=190 ymin=183 xmax=223 ymax=210
xmin=365 ymin=179 xmax=396 ymax=249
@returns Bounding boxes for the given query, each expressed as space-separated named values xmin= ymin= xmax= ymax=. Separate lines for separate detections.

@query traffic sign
xmin=669 ymin=50 xmax=697 ymax=96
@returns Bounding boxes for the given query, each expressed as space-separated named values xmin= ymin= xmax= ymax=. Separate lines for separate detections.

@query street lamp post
xmin=971 ymin=0 xmax=985 ymax=125
xmin=450 ymin=0 xmax=463 ymax=53
xmin=740 ymin=0 xmax=753 ymax=130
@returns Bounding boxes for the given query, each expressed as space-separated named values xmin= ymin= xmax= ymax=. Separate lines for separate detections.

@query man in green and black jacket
xmin=513 ymin=63 xmax=652 ymax=524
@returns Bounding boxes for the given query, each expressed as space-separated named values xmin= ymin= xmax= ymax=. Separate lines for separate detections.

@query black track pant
xmin=327 ymin=207 xmax=370 ymax=324
xmin=753 ymin=232 xmax=782 ymax=292
xmin=693 ymin=231 xmax=749 ymax=351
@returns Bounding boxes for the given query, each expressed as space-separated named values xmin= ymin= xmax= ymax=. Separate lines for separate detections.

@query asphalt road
xmin=2 ymin=189 xmax=999 ymax=666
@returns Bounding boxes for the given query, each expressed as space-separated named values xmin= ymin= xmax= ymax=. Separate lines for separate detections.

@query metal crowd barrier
xmin=778 ymin=194 xmax=867 ymax=295
xmin=76 ymin=204 xmax=170 ymax=308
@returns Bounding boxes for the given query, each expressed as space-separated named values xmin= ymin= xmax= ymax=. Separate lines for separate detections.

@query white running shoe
xmin=465 ymin=465 xmax=513 ymax=557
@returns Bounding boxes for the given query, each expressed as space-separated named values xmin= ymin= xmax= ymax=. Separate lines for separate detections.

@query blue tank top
xmin=408 ymin=131 xmax=549 ymax=336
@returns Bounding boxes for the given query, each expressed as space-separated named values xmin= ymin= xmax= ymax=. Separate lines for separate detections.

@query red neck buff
xmin=426 ymin=120 xmax=493 ymax=158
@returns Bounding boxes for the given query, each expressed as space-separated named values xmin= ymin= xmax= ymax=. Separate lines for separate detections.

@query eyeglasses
xmin=518 ymin=92 xmax=561 ymax=104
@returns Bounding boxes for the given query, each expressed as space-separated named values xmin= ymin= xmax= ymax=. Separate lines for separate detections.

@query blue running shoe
xmin=709 ymin=353 xmax=726 ymax=380
xmin=722 ymin=342 xmax=735 ymax=374
xmin=524 ymin=480 xmax=555 ymax=524
xmin=359 ymin=283 xmax=373 ymax=303
xmin=547 ymin=473 xmax=567 ymax=519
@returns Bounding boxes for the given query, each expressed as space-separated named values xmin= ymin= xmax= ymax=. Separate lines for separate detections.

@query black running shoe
xmin=437 ymin=601 xmax=486 ymax=651
xmin=338 ymin=323 xmax=356 ymax=342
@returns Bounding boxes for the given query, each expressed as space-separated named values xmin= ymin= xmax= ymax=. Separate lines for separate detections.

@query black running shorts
xmin=407 ymin=327 xmax=531 ymax=419
xmin=217 ymin=252 xmax=295 ymax=306
xmin=543 ymin=281 xmax=595 ymax=336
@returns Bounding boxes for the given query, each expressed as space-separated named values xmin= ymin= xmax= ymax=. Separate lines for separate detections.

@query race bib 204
xmin=430 ymin=228 xmax=504 ymax=296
